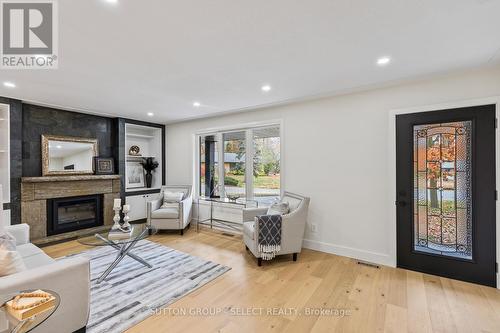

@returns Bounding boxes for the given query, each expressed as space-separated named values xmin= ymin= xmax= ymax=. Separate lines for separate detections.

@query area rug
xmin=61 ymin=240 xmax=231 ymax=333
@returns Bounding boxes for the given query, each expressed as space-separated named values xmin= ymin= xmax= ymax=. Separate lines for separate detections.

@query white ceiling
xmin=1 ymin=0 xmax=500 ymax=123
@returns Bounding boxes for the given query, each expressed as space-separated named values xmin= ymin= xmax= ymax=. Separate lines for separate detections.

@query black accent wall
xmin=115 ymin=118 xmax=126 ymax=203
xmin=1 ymin=100 xmax=165 ymax=225
xmin=22 ymin=104 xmax=117 ymax=177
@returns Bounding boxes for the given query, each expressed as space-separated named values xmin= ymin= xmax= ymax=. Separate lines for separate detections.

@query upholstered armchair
xmin=147 ymin=185 xmax=193 ymax=235
xmin=242 ymin=192 xmax=310 ymax=266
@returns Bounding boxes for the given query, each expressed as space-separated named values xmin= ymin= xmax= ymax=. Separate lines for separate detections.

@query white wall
xmin=166 ymin=66 xmax=500 ymax=267
xmin=49 ymin=157 xmax=64 ymax=170
xmin=62 ymin=149 xmax=93 ymax=171
xmin=49 ymin=150 xmax=93 ymax=171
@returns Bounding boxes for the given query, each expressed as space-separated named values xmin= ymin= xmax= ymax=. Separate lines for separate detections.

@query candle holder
xmin=112 ymin=207 xmax=121 ymax=230
xmin=122 ymin=206 xmax=131 ymax=230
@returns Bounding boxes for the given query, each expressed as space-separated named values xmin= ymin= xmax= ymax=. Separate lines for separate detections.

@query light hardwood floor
xmin=43 ymin=228 xmax=500 ymax=333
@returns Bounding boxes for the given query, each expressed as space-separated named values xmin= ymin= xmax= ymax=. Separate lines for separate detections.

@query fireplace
xmin=47 ymin=195 xmax=103 ymax=236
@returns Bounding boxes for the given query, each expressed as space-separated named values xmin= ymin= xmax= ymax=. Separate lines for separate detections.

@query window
xmin=199 ymin=135 xmax=220 ymax=197
xmin=253 ymin=127 xmax=280 ymax=205
xmin=223 ymin=131 xmax=246 ymax=197
xmin=197 ymin=124 xmax=281 ymax=206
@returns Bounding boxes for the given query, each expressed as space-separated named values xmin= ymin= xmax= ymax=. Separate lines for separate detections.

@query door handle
xmin=395 ymin=200 xmax=407 ymax=207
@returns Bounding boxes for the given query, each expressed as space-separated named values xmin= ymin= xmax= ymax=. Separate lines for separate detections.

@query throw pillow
xmin=0 ymin=233 xmax=26 ymax=277
xmin=160 ymin=202 xmax=179 ymax=209
xmin=163 ymin=191 xmax=184 ymax=204
xmin=0 ymin=250 xmax=26 ymax=276
xmin=267 ymin=201 xmax=290 ymax=215
xmin=0 ymin=232 xmax=16 ymax=251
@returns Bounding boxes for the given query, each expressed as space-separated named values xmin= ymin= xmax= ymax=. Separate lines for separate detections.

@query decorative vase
xmin=145 ymin=172 xmax=152 ymax=188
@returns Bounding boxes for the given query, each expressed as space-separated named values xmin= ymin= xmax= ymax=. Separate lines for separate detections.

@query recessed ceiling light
xmin=193 ymin=102 xmax=201 ymax=107
xmin=105 ymin=0 xmax=118 ymax=3
xmin=377 ymin=56 xmax=391 ymax=66
xmin=3 ymin=82 xmax=16 ymax=88
xmin=147 ymin=112 xmax=154 ymax=117
xmin=56 ymin=145 xmax=62 ymax=149
xmin=261 ymin=85 xmax=272 ymax=92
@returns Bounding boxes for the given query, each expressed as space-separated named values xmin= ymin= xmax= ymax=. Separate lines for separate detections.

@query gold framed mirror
xmin=41 ymin=135 xmax=98 ymax=176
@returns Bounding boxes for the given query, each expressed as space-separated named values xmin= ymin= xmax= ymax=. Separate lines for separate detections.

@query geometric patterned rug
xmin=61 ymin=240 xmax=230 ymax=333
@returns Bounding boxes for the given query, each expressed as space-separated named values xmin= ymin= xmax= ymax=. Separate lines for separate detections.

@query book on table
xmin=108 ymin=226 xmax=133 ymax=240
xmin=4 ymin=290 xmax=56 ymax=321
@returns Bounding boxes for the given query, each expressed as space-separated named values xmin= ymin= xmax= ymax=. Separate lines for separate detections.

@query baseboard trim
xmin=302 ymin=239 xmax=395 ymax=267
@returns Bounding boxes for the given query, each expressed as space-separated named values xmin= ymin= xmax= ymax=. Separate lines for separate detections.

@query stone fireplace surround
xmin=21 ymin=175 xmax=121 ymax=245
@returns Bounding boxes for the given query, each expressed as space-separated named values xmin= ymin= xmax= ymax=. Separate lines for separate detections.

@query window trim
xmin=194 ymin=119 xmax=283 ymax=201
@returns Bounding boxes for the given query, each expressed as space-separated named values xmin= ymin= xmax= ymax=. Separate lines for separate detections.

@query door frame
xmin=388 ymin=96 xmax=500 ymax=288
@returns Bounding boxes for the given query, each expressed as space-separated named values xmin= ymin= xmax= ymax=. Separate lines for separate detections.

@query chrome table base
xmin=95 ymin=230 xmax=152 ymax=283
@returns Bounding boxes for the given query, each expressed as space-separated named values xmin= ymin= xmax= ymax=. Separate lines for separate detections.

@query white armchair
xmin=242 ymin=192 xmax=310 ymax=266
xmin=147 ymin=185 xmax=193 ymax=235
xmin=0 ymin=224 xmax=90 ymax=333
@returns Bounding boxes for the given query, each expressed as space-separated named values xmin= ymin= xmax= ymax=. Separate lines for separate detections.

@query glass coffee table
xmin=0 ymin=289 xmax=60 ymax=333
xmin=78 ymin=224 xmax=157 ymax=283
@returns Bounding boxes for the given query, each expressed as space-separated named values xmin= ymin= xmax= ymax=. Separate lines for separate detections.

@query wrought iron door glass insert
xmin=413 ymin=121 xmax=472 ymax=259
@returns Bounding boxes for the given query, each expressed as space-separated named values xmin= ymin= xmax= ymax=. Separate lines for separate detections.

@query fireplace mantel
xmin=22 ymin=174 xmax=121 ymax=183
xmin=21 ymin=175 xmax=121 ymax=244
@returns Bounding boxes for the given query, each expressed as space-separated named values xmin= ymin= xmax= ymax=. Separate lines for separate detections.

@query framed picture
xmin=94 ymin=157 xmax=115 ymax=175
xmin=126 ymin=162 xmax=145 ymax=188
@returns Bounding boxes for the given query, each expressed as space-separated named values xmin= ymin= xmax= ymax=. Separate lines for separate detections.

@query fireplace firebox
xmin=47 ymin=195 xmax=103 ymax=236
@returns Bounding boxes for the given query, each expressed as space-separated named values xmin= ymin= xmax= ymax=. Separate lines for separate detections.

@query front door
xmin=396 ymin=104 xmax=496 ymax=287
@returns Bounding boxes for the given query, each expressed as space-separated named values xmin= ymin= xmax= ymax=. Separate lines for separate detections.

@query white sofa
xmin=242 ymin=192 xmax=310 ymax=266
xmin=147 ymin=185 xmax=193 ymax=235
xmin=0 ymin=224 xmax=90 ymax=333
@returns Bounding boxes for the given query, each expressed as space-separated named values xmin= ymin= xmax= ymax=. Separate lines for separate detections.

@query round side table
xmin=0 ymin=289 xmax=60 ymax=333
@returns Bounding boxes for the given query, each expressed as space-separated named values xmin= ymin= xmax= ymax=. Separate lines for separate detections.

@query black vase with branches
xmin=140 ymin=157 xmax=159 ymax=188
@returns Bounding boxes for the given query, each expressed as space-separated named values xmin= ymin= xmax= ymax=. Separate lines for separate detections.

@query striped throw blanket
xmin=257 ymin=215 xmax=282 ymax=260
